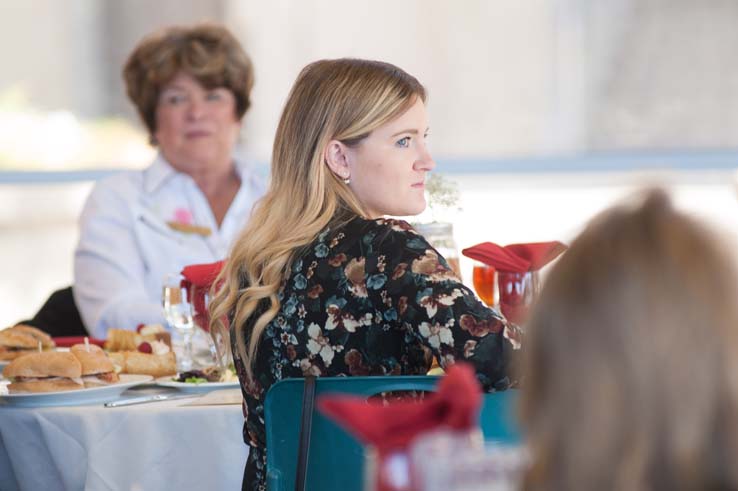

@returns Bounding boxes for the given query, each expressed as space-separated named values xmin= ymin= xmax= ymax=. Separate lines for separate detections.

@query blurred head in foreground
xmin=520 ymin=188 xmax=738 ymax=491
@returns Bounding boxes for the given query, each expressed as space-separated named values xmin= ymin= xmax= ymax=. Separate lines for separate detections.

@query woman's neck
xmin=190 ymin=164 xmax=236 ymax=197
xmin=190 ymin=164 xmax=242 ymax=227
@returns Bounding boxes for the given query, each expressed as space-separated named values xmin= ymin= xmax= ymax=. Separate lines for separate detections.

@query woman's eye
xmin=163 ymin=94 xmax=186 ymax=105
xmin=396 ymin=137 xmax=411 ymax=148
xmin=206 ymin=92 xmax=223 ymax=101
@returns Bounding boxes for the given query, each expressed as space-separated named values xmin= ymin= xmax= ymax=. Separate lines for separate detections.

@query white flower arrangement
xmin=424 ymin=173 xmax=462 ymax=223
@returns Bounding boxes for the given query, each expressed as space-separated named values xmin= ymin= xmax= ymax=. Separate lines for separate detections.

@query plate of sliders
xmin=155 ymin=366 xmax=240 ymax=393
xmin=0 ymin=345 xmax=153 ymax=407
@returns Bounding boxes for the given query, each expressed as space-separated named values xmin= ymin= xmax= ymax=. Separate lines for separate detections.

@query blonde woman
xmin=210 ymin=58 xmax=521 ymax=490
xmin=520 ymin=189 xmax=738 ymax=490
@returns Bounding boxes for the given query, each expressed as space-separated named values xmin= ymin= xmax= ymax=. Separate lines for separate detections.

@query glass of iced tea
xmin=472 ymin=262 xmax=497 ymax=307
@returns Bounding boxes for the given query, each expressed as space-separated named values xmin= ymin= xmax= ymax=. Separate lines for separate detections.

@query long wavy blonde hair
xmin=209 ymin=58 xmax=425 ymax=375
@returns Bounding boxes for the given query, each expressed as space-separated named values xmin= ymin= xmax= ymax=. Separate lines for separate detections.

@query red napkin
xmin=53 ymin=336 xmax=105 ymax=348
xmin=463 ymin=241 xmax=566 ymax=324
xmin=461 ymin=241 xmax=566 ymax=273
xmin=181 ymin=261 xmax=224 ymax=287
xmin=317 ymin=363 xmax=482 ymax=454
xmin=180 ymin=261 xmax=224 ymax=332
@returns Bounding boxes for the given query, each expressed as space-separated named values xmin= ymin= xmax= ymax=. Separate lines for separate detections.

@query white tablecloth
xmin=0 ymin=387 xmax=249 ymax=491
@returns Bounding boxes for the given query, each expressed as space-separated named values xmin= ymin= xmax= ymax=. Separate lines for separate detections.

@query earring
xmin=343 ymin=174 xmax=351 ymax=185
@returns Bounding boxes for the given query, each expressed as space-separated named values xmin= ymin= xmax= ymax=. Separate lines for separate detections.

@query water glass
xmin=162 ymin=273 xmax=194 ymax=372
xmin=201 ymin=291 xmax=233 ymax=371
xmin=409 ymin=429 xmax=527 ymax=491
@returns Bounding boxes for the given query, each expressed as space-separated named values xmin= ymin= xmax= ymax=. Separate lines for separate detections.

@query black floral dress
xmin=232 ymin=217 xmax=522 ymax=491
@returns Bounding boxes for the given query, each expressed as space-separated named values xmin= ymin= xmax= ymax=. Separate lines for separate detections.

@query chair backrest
xmin=264 ymin=375 xmax=520 ymax=491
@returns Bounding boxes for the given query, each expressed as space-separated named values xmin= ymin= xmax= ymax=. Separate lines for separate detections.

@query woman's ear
xmin=323 ymin=140 xmax=351 ymax=181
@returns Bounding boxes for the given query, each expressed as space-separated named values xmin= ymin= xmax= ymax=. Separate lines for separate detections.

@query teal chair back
xmin=264 ymin=375 xmax=520 ymax=491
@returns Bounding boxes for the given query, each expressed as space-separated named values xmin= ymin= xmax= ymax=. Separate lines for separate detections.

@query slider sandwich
xmin=70 ymin=344 xmax=120 ymax=387
xmin=0 ymin=325 xmax=56 ymax=361
xmin=3 ymin=351 xmax=84 ymax=393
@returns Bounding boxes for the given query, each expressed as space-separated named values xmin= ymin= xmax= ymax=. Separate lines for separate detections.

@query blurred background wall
xmin=1 ymin=0 xmax=737 ymax=328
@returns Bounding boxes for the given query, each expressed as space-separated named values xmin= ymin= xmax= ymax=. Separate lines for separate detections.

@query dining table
xmin=0 ymin=383 xmax=249 ymax=491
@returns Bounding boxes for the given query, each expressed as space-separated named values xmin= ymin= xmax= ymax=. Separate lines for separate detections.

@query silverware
xmin=104 ymin=393 xmax=199 ymax=408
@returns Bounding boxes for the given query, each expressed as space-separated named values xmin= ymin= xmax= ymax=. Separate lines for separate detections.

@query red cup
xmin=497 ymin=270 xmax=539 ymax=325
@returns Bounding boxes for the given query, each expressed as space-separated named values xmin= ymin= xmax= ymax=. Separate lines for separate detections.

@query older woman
xmin=209 ymin=58 xmax=522 ymax=491
xmin=520 ymin=189 xmax=738 ymax=490
xmin=74 ymin=24 xmax=265 ymax=338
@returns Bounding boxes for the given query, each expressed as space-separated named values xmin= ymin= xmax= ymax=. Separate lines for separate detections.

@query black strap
xmin=295 ymin=375 xmax=316 ymax=491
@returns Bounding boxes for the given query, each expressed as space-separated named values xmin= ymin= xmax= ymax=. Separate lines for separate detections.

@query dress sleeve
xmin=73 ymin=180 xmax=163 ymax=338
xmin=365 ymin=220 xmax=521 ymax=391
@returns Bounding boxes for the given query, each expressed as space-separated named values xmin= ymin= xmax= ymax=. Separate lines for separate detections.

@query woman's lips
xmin=185 ymin=130 xmax=211 ymax=138
xmin=411 ymin=182 xmax=425 ymax=189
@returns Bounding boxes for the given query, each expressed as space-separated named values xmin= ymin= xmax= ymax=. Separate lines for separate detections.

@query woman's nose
xmin=187 ymin=98 xmax=205 ymax=120
xmin=415 ymin=144 xmax=436 ymax=171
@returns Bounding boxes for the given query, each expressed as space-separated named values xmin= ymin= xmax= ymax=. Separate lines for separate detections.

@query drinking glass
xmin=497 ymin=270 xmax=540 ymax=326
xmin=472 ymin=262 xmax=497 ymax=307
xmin=409 ymin=429 xmax=527 ymax=491
xmin=162 ymin=273 xmax=194 ymax=372
xmin=201 ymin=291 xmax=233 ymax=372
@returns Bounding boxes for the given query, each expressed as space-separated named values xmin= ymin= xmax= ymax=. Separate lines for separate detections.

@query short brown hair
xmin=521 ymin=189 xmax=738 ymax=490
xmin=123 ymin=23 xmax=254 ymax=140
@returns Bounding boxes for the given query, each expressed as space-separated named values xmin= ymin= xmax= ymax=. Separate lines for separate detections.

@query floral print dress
xmin=233 ymin=217 xmax=521 ymax=491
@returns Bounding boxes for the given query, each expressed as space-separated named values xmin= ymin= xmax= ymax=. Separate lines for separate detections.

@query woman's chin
xmin=395 ymin=202 xmax=427 ymax=218
xmin=168 ymin=147 xmax=228 ymax=173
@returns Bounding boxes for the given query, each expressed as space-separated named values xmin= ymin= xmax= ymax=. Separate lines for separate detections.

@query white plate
xmin=0 ymin=374 xmax=153 ymax=407
xmin=155 ymin=376 xmax=240 ymax=393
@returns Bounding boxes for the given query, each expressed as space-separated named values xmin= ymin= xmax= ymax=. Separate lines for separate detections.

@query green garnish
xmin=184 ymin=377 xmax=208 ymax=384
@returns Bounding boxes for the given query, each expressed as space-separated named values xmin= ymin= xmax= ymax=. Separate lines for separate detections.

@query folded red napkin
xmin=181 ymin=261 xmax=224 ymax=288
xmin=53 ymin=336 xmax=105 ymax=348
xmin=180 ymin=261 xmax=224 ymax=332
xmin=463 ymin=241 xmax=566 ymax=324
xmin=461 ymin=241 xmax=566 ymax=273
xmin=317 ymin=363 xmax=482 ymax=454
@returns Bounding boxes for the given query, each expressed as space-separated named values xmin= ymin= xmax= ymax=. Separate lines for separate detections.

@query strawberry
xmin=136 ymin=323 xmax=145 ymax=333
xmin=138 ymin=341 xmax=152 ymax=353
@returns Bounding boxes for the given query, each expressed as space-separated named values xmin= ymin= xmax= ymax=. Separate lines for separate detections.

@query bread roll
xmin=9 ymin=325 xmax=55 ymax=348
xmin=107 ymin=351 xmax=176 ymax=378
xmin=0 ymin=347 xmax=30 ymax=361
xmin=3 ymin=351 xmax=82 ymax=379
xmin=0 ymin=325 xmax=56 ymax=361
xmin=70 ymin=343 xmax=104 ymax=355
xmin=105 ymin=329 xmax=139 ymax=351
xmin=8 ymin=378 xmax=84 ymax=393
xmin=0 ymin=330 xmax=38 ymax=349
xmin=70 ymin=344 xmax=115 ymax=376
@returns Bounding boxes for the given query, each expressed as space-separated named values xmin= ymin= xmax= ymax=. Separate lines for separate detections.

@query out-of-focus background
xmin=2 ymin=0 xmax=737 ymax=328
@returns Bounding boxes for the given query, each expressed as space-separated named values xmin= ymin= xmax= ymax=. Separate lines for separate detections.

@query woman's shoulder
xmin=87 ymin=156 xmax=177 ymax=206
xmin=86 ymin=170 xmax=145 ymax=207
xmin=335 ymin=217 xmax=432 ymax=257
xmin=344 ymin=216 xmax=420 ymax=238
